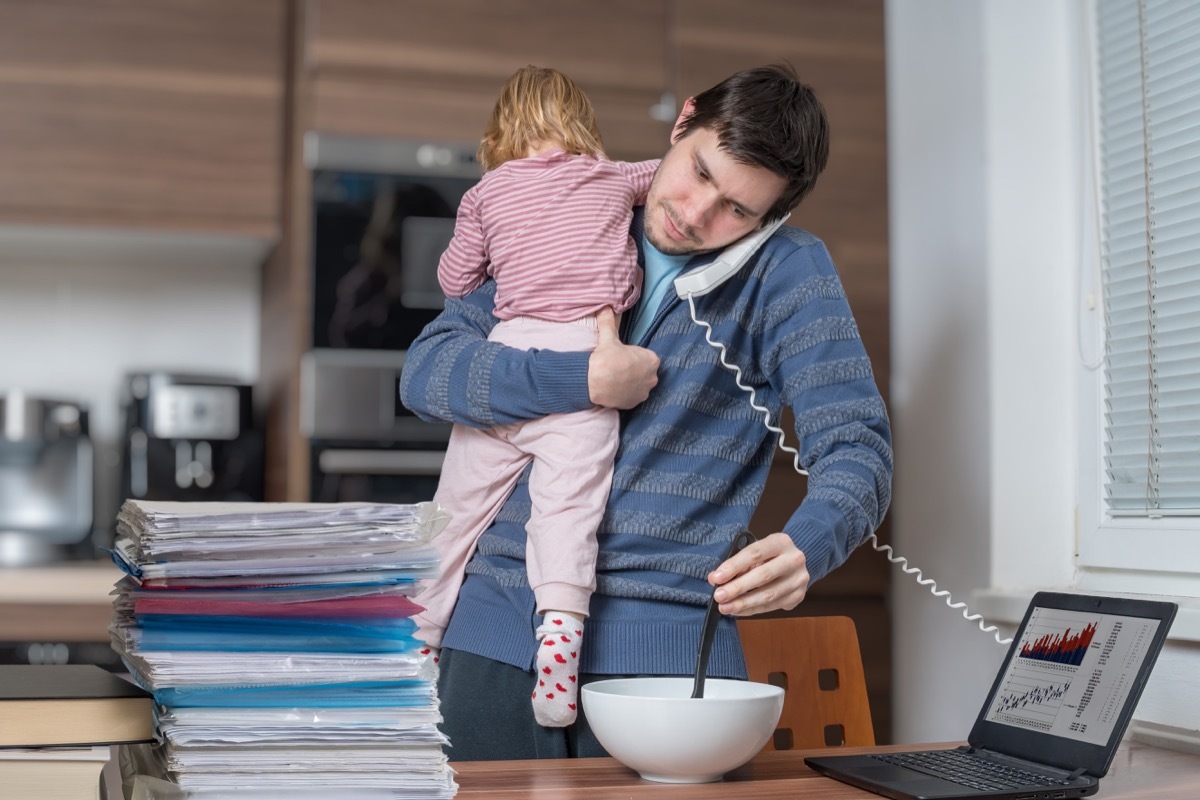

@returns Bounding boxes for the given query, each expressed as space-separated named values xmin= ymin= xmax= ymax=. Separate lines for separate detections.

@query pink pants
xmin=415 ymin=316 xmax=618 ymax=648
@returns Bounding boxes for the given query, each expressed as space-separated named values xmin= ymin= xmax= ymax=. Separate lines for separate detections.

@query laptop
xmin=805 ymin=591 xmax=1177 ymax=800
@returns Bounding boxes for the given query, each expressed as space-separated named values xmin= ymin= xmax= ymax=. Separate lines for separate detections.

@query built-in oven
xmin=303 ymin=133 xmax=480 ymax=503
xmin=300 ymin=349 xmax=450 ymax=504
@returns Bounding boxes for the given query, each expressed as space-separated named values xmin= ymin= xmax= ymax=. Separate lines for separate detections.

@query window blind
xmin=1097 ymin=0 xmax=1200 ymax=515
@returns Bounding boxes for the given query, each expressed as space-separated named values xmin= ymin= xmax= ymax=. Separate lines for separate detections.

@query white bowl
xmin=581 ymin=676 xmax=784 ymax=783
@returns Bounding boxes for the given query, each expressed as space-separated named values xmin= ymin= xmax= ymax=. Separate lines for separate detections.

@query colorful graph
xmin=1020 ymin=621 xmax=1098 ymax=666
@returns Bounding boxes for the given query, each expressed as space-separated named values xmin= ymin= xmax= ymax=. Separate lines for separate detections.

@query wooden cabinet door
xmin=305 ymin=0 xmax=672 ymax=160
xmin=675 ymin=0 xmax=889 ymax=386
xmin=0 ymin=0 xmax=286 ymax=236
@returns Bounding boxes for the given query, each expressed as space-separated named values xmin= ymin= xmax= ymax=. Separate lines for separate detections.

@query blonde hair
xmin=477 ymin=66 xmax=605 ymax=171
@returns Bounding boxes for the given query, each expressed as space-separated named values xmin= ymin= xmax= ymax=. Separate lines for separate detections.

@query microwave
xmin=303 ymin=133 xmax=480 ymax=503
xmin=307 ymin=132 xmax=482 ymax=351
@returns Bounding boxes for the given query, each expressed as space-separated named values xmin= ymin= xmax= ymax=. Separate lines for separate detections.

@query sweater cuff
xmin=534 ymin=350 xmax=593 ymax=414
xmin=786 ymin=516 xmax=838 ymax=583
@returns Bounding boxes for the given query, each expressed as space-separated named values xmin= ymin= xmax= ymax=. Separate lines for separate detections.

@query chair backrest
xmin=737 ymin=615 xmax=875 ymax=750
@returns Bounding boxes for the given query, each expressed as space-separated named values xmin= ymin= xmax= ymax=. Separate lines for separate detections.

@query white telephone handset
xmin=673 ymin=214 xmax=791 ymax=299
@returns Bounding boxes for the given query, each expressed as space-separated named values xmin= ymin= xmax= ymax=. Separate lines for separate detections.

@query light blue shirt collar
xmin=627 ymin=234 xmax=692 ymax=345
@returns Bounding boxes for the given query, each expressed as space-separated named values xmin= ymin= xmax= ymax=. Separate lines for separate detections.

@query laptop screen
xmin=969 ymin=592 xmax=1176 ymax=777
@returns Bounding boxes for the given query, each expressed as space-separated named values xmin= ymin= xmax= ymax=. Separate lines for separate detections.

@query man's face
xmin=644 ymin=126 xmax=788 ymax=256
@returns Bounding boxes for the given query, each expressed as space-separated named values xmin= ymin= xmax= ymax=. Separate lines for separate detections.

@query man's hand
xmin=588 ymin=308 xmax=660 ymax=409
xmin=707 ymin=533 xmax=810 ymax=616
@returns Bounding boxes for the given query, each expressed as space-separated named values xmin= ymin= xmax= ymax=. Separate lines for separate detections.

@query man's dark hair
xmin=676 ymin=63 xmax=830 ymax=223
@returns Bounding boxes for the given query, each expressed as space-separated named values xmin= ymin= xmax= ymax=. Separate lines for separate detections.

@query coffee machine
xmin=0 ymin=391 xmax=94 ymax=566
xmin=118 ymin=373 xmax=263 ymax=507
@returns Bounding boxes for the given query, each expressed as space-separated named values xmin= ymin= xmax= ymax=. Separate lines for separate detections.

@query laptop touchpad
xmin=857 ymin=765 xmax=966 ymax=797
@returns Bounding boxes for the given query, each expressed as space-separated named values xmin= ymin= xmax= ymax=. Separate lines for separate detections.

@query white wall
xmin=886 ymin=0 xmax=1004 ymax=743
xmin=887 ymin=0 xmax=1200 ymax=746
xmin=0 ymin=229 xmax=263 ymax=534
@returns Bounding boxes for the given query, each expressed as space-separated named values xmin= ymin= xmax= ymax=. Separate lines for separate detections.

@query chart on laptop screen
xmin=983 ymin=606 xmax=1161 ymax=747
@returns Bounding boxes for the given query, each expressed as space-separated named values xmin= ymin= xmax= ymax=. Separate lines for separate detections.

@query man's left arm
xmin=710 ymin=239 xmax=894 ymax=616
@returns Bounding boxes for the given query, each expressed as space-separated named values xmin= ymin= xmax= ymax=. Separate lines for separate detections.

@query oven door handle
xmin=317 ymin=449 xmax=445 ymax=476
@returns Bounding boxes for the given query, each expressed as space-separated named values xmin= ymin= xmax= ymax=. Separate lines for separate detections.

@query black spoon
xmin=691 ymin=529 xmax=757 ymax=699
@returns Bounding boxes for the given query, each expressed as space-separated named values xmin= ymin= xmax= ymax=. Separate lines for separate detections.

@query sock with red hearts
xmin=531 ymin=612 xmax=584 ymax=727
xmin=417 ymin=645 xmax=440 ymax=682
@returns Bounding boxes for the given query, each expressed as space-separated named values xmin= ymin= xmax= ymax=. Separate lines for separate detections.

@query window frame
xmin=1079 ymin=362 xmax=1200 ymax=598
xmin=1077 ymin=0 xmax=1200 ymax=600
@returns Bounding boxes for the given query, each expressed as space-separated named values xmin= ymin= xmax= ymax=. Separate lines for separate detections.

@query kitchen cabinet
xmin=304 ymin=0 xmax=673 ymax=160
xmin=0 ymin=0 xmax=286 ymax=237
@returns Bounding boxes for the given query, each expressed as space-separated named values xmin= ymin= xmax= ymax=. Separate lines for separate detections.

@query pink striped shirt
xmin=437 ymin=151 xmax=659 ymax=321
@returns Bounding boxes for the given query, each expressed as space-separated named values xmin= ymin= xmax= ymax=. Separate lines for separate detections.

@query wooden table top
xmin=452 ymin=739 xmax=1199 ymax=799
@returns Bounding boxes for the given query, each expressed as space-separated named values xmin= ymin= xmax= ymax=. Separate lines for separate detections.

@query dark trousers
xmin=436 ymin=647 xmax=642 ymax=761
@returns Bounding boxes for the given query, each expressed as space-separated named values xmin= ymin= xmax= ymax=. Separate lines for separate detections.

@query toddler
xmin=413 ymin=65 xmax=657 ymax=727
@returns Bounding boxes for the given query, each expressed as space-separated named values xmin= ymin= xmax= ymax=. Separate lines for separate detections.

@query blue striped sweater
xmin=399 ymin=209 xmax=892 ymax=678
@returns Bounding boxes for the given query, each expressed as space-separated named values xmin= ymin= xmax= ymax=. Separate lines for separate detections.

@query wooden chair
xmin=737 ymin=615 xmax=875 ymax=750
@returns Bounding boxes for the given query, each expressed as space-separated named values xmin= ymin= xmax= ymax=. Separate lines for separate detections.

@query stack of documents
xmin=108 ymin=499 xmax=456 ymax=799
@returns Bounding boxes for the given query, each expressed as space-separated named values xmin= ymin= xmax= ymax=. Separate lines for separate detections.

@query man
xmin=399 ymin=64 xmax=893 ymax=759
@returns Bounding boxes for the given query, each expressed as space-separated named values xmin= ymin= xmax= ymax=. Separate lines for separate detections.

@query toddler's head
xmin=478 ymin=65 xmax=604 ymax=170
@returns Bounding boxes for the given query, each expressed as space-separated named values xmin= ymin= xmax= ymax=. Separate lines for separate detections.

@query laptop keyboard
xmin=871 ymin=750 xmax=1073 ymax=791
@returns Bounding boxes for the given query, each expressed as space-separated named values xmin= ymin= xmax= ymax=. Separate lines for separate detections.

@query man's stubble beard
xmin=644 ymin=200 xmax=703 ymax=256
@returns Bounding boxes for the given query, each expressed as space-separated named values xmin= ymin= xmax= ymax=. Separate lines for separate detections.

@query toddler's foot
xmin=531 ymin=613 xmax=583 ymax=727
xmin=417 ymin=645 xmax=441 ymax=682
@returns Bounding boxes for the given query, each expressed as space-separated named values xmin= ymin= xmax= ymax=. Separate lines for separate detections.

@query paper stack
xmin=108 ymin=499 xmax=455 ymax=799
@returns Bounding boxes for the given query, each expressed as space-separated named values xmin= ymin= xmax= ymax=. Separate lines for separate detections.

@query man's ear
xmin=670 ymin=97 xmax=696 ymax=144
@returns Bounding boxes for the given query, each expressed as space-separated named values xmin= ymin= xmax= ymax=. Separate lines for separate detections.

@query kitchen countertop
xmin=0 ymin=561 xmax=121 ymax=604
xmin=452 ymin=739 xmax=1200 ymax=799
xmin=0 ymin=562 xmax=120 ymax=642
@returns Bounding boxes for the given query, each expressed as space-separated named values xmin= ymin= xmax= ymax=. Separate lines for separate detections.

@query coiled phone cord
xmin=685 ymin=293 xmax=808 ymax=478
xmin=865 ymin=533 xmax=1012 ymax=645
xmin=686 ymin=292 xmax=1013 ymax=646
